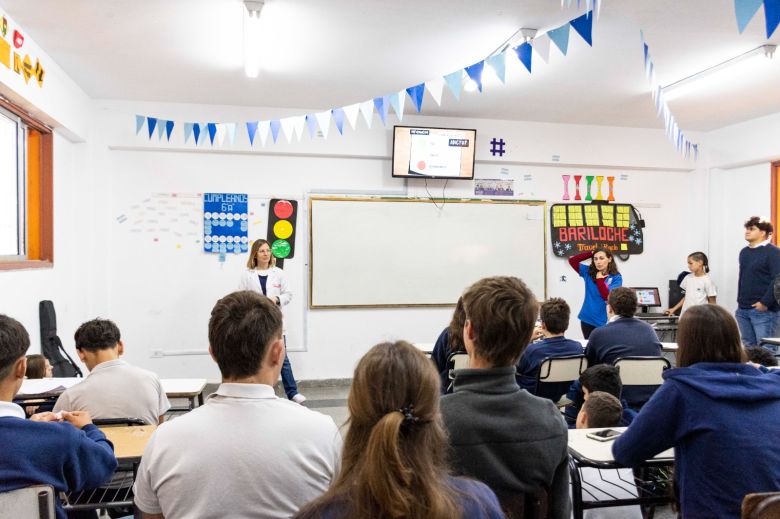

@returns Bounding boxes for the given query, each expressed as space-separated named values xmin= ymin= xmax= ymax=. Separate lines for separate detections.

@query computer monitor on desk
xmin=629 ymin=287 xmax=661 ymax=314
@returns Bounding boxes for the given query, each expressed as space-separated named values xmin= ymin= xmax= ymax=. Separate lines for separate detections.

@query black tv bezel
xmin=391 ymin=125 xmax=477 ymax=180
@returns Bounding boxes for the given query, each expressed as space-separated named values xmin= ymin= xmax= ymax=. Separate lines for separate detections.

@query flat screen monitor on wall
xmin=392 ymin=126 xmax=476 ymax=179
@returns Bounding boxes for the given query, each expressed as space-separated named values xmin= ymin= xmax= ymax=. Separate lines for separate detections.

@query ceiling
xmin=1 ymin=0 xmax=779 ymax=131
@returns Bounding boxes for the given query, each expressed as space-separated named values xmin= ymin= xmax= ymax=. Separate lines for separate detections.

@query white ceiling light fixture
xmin=662 ymin=44 xmax=776 ymax=101
xmin=243 ymin=0 xmax=265 ymax=78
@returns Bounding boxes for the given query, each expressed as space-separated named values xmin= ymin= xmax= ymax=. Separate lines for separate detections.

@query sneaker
xmin=292 ymin=393 xmax=307 ymax=404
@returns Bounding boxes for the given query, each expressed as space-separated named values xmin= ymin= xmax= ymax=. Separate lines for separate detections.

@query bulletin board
xmin=309 ymin=196 xmax=546 ymax=308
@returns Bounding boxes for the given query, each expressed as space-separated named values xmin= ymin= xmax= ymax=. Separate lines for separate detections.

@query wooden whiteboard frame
xmin=308 ymin=196 xmax=547 ymax=309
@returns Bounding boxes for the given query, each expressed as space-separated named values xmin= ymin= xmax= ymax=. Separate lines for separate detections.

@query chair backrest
xmin=447 ymin=352 xmax=470 ymax=380
xmin=534 ymin=355 xmax=587 ymax=403
xmin=0 ymin=485 xmax=55 ymax=519
xmin=92 ymin=417 xmax=147 ymax=427
xmin=743 ymin=492 xmax=780 ymax=519
xmin=613 ymin=356 xmax=671 ymax=408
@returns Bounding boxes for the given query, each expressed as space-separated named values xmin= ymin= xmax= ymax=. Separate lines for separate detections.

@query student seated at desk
xmin=441 ymin=277 xmax=570 ymax=519
xmin=0 ymin=314 xmax=117 ymax=519
xmin=295 ymin=341 xmax=503 ymax=519
xmin=574 ymin=392 xmax=641 ymax=519
xmin=134 ymin=290 xmax=342 ymax=519
xmin=53 ymin=319 xmax=170 ymax=425
xmin=564 ymin=365 xmax=637 ymax=428
xmin=430 ymin=297 xmax=466 ymax=394
xmin=746 ymin=346 xmax=778 ymax=368
xmin=613 ymin=304 xmax=780 ymax=519
xmin=516 ymin=297 xmax=582 ymax=399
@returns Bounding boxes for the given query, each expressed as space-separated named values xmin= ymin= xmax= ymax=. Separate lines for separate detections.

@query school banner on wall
xmin=549 ymin=202 xmax=645 ymax=257
xmin=203 ymin=193 xmax=249 ymax=255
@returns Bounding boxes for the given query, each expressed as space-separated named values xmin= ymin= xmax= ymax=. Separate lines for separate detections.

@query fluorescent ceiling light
xmin=662 ymin=44 xmax=776 ymax=101
xmin=244 ymin=0 xmax=264 ymax=78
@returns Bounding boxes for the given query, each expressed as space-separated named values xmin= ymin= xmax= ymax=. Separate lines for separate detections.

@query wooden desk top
xmin=100 ymin=425 xmax=156 ymax=460
xmin=161 ymin=378 xmax=207 ymax=397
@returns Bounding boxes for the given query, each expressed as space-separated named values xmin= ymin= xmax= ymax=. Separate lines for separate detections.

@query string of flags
xmin=734 ymin=0 xmax=780 ymax=37
xmin=134 ymin=9 xmax=595 ymax=147
xmin=640 ymin=32 xmax=699 ymax=160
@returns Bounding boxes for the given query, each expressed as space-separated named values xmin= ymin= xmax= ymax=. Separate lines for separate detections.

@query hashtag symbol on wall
xmin=490 ymin=138 xmax=506 ymax=157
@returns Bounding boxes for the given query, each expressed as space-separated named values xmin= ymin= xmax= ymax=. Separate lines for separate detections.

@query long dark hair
xmin=588 ymin=248 xmax=619 ymax=281
xmin=448 ymin=298 xmax=466 ymax=354
xmin=295 ymin=341 xmax=463 ymax=519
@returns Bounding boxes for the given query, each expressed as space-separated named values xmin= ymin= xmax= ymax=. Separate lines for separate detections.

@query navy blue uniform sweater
xmin=738 ymin=243 xmax=780 ymax=310
xmin=0 ymin=417 xmax=117 ymax=519
xmin=516 ymin=336 xmax=583 ymax=397
xmin=613 ymin=363 xmax=780 ymax=519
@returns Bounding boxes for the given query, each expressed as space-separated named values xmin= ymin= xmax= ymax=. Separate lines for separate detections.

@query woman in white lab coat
xmin=240 ymin=239 xmax=306 ymax=403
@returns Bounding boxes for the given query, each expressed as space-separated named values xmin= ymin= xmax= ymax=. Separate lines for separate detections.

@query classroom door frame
xmin=772 ymin=161 xmax=780 ymax=246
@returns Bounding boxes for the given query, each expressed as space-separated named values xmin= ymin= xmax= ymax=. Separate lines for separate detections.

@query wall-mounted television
xmin=392 ymin=126 xmax=476 ymax=180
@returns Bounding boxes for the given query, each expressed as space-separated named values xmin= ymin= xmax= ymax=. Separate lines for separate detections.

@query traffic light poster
xmin=549 ymin=202 xmax=644 ymax=258
xmin=203 ymin=192 xmax=249 ymax=254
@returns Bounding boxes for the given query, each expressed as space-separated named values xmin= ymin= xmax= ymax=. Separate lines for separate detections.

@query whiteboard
xmin=309 ymin=197 xmax=546 ymax=307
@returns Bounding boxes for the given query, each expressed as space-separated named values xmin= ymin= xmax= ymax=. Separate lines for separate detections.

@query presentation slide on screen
xmin=392 ymin=127 xmax=475 ymax=179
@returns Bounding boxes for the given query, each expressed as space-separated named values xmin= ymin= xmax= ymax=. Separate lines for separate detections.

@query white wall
xmin=83 ymin=99 xmax=699 ymax=381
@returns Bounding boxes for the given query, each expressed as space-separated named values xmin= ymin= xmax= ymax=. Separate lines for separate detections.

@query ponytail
xmin=364 ymin=411 xmax=414 ymax=518
xmin=689 ymin=251 xmax=710 ymax=273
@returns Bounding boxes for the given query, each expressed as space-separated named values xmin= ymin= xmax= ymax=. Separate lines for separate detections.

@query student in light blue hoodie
xmin=613 ymin=304 xmax=780 ymax=519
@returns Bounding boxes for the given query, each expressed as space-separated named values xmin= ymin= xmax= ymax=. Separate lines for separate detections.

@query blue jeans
xmin=735 ymin=307 xmax=780 ymax=346
xmin=281 ymin=336 xmax=299 ymax=400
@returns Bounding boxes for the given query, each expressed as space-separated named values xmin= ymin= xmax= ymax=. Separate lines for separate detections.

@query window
xmin=0 ymin=97 xmax=53 ymax=270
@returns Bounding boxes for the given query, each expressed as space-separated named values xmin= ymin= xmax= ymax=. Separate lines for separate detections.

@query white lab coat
xmin=239 ymin=268 xmax=292 ymax=330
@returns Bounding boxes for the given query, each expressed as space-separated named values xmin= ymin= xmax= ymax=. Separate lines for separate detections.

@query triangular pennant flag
xmin=444 ymin=71 xmax=462 ymax=100
xmin=734 ymin=0 xmax=763 ymax=32
xmin=270 ymin=119 xmax=282 ymax=143
xmin=533 ymin=34 xmax=551 ymax=64
xmin=343 ymin=103 xmax=361 ymax=130
xmin=193 ymin=123 xmax=202 ymax=145
xmin=291 ymin=115 xmax=306 ymax=141
xmin=359 ymin=100 xmax=374 ymax=129
xmin=216 ymin=124 xmax=227 ymax=146
xmin=373 ymin=97 xmax=389 ymax=126
xmin=305 ymin=114 xmax=318 ymax=138
xmin=405 ymin=83 xmax=425 ymax=112
xmin=207 ymin=123 xmax=217 ymax=145
xmin=246 ymin=121 xmax=259 ymax=145
xmin=257 ymin=120 xmax=271 ymax=146
xmin=388 ymin=92 xmax=405 ymax=121
xmin=570 ymin=11 xmax=593 ymax=46
xmin=165 ymin=120 xmax=174 ymax=141
xmin=332 ymin=108 xmax=346 ymax=135
xmin=486 ymin=52 xmax=506 ymax=83
xmin=224 ymin=123 xmax=235 ymax=145
xmin=547 ymin=24 xmax=570 ymax=55
xmin=426 ymin=78 xmax=445 ymax=106
xmin=315 ymin=110 xmax=332 ymax=138
xmin=465 ymin=61 xmax=485 ymax=92
xmin=766 ymin=0 xmax=780 ymax=38
xmin=156 ymin=119 xmax=165 ymax=140
xmin=146 ymin=117 xmax=158 ymax=139
xmin=513 ymin=43 xmax=533 ymax=73
xmin=184 ymin=123 xmax=193 ymax=144
xmin=135 ymin=115 xmax=145 ymax=135
xmin=280 ymin=117 xmax=297 ymax=143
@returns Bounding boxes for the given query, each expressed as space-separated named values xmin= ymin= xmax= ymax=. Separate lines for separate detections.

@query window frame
xmin=0 ymin=96 xmax=53 ymax=271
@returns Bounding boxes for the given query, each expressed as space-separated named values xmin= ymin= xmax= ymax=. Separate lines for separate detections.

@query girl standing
xmin=240 ymin=239 xmax=306 ymax=404
xmin=568 ymin=248 xmax=622 ymax=338
xmin=665 ymin=251 xmax=716 ymax=315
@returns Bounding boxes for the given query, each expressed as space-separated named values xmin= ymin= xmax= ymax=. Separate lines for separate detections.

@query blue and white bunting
xmin=406 ymin=83 xmax=426 ymax=112
xmin=147 ymin=117 xmax=157 ymax=139
xmin=331 ymin=108 xmax=346 ymax=135
xmin=184 ymin=122 xmax=194 ymax=144
xmin=443 ymin=71 xmax=462 ymax=100
xmin=359 ymin=100 xmax=374 ymax=128
xmin=766 ymin=0 xmax=780 ymax=37
xmin=547 ymin=24 xmax=571 ymax=55
xmin=343 ymin=104 xmax=361 ymax=130
xmin=246 ymin=121 xmax=259 ymax=145
xmin=135 ymin=115 xmax=145 ymax=135
xmin=514 ymin=43 xmax=533 ymax=73
xmin=257 ymin=120 xmax=271 ymax=146
xmin=192 ymin=123 xmax=202 ymax=145
xmin=425 ymin=78 xmax=445 ymax=106
xmin=486 ymin=52 xmax=507 ymax=84
xmin=315 ymin=110 xmax=332 ymax=138
xmin=305 ymin=114 xmax=318 ymax=138
xmin=735 ymin=0 xmax=764 ymax=32
xmin=465 ymin=61 xmax=485 ymax=92
xmin=570 ymin=12 xmax=594 ymax=46
xmin=533 ymin=34 xmax=551 ymax=63
xmin=269 ymin=119 xmax=282 ymax=143
xmin=373 ymin=96 xmax=389 ymax=126
xmin=165 ymin=120 xmax=174 ymax=141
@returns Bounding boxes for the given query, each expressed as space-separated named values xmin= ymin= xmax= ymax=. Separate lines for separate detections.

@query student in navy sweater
xmin=430 ymin=297 xmax=466 ymax=394
xmin=568 ymin=248 xmax=622 ymax=338
xmin=613 ymin=304 xmax=780 ymax=519
xmin=0 ymin=314 xmax=117 ymax=519
xmin=563 ymin=365 xmax=637 ymax=428
xmin=736 ymin=216 xmax=780 ymax=347
xmin=516 ymin=297 xmax=583 ymax=399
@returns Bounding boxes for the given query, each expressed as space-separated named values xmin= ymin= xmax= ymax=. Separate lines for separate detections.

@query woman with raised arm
xmin=568 ymin=248 xmax=622 ymax=338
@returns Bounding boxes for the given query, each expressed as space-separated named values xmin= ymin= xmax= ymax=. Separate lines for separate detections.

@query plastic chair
xmin=0 ymin=485 xmax=55 ymax=519
xmin=446 ymin=352 xmax=470 ymax=392
xmin=613 ymin=356 xmax=671 ymax=409
xmin=535 ymin=355 xmax=588 ymax=405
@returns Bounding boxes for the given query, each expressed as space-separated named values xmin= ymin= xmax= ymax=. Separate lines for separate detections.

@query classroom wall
xmin=82 ymin=99 xmax=700 ymax=381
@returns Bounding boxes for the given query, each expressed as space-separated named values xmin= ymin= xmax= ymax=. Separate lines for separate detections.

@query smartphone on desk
xmin=586 ymin=429 xmax=622 ymax=442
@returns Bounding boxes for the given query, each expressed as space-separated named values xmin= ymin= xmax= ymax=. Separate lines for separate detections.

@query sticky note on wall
xmin=0 ymin=38 xmax=10 ymax=68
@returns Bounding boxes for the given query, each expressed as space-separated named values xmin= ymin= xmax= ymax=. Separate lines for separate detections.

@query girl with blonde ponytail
xmin=294 ymin=340 xmax=504 ymax=519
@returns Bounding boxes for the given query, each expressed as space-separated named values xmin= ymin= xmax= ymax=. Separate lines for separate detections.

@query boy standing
xmin=737 ymin=216 xmax=780 ymax=346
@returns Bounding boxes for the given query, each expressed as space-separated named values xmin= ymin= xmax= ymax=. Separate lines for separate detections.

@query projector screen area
xmin=392 ymin=126 xmax=476 ymax=179
xmin=309 ymin=197 xmax=546 ymax=307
